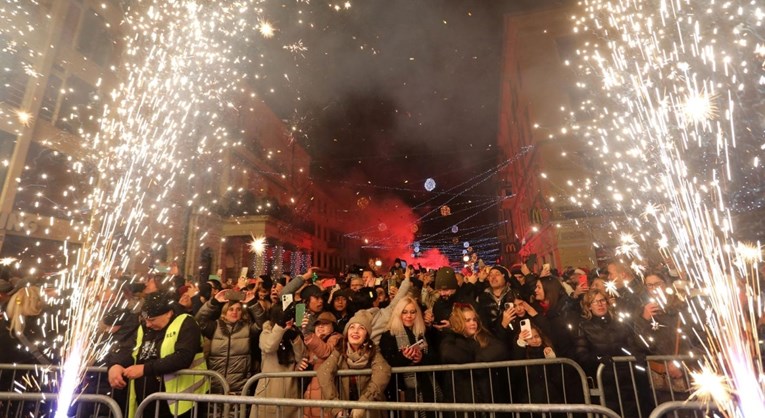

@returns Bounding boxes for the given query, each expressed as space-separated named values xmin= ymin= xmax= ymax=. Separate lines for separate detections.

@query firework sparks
xmin=248 ymin=235 xmax=267 ymax=256
xmin=573 ymin=0 xmax=765 ymax=414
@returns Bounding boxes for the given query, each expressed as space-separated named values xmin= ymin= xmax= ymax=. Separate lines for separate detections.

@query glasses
xmin=645 ymin=282 xmax=664 ymax=289
xmin=590 ymin=298 xmax=608 ymax=306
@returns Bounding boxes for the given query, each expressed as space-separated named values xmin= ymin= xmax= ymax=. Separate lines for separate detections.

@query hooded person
xmin=107 ymin=291 xmax=209 ymax=418
xmin=317 ymin=310 xmax=391 ymax=418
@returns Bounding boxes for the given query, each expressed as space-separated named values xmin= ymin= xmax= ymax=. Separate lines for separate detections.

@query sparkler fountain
xmin=49 ymin=1 xmax=289 ymax=416
xmin=572 ymin=0 xmax=765 ymax=415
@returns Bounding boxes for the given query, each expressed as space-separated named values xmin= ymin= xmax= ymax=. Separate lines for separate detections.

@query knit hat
xmin=344 ymin=310 xmax=373 ymax=335
xmin=490 ymin=265 xmax=511 ymax=283
xmin=316 ymin=311 xmax=337 ymax=324
xmin=142 ymin=291 xmax=174 ymax=318
xmin=510 ymin=264 xmax=524 ymax=276
xmin=434 ymin=267 xmax=458 ymax=290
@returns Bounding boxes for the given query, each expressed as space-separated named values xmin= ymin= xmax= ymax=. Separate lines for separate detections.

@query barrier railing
xmin=241 ymin=358 xmax=591 ymax=407
xmin=0 ymin=363 xmax=229 ymax=417
xmin=647 ymin=401 xmax=719 ymax=418
xmin=595 ymin=355 xmax=700 ymax=418
xmin=0 ymin=392 xmax=123 ymax=418
xmin=136 ymin=392 xmax=622 ymax=418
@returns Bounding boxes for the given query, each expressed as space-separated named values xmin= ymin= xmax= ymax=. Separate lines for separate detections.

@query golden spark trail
xmin=574 ymin=0 xmax=765 ymax=415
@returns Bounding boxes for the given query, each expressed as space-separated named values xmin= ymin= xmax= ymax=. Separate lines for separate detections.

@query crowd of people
xmin=0 ymin=257 xmax=760 ymax=418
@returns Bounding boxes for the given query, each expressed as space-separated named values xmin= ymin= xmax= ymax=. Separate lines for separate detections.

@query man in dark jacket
xmin=107 ymin=291 xmax=209 ymax=418
xmin=476 ymin=265 xmax=517 ymax=336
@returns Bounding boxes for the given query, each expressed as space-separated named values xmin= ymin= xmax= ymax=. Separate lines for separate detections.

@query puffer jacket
xmin=317 ymin=348 xmax=391 ymax=418
xmin=196 ymin=300 xmax=260 ymax=393
xmin=574 ymin=313 xmax=637 ymax=375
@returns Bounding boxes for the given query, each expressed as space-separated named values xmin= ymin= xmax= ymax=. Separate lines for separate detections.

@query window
xmin=38 ymin=74 xmax=62 ymax=122
xmin=76 ymin=9 xmax=116 ymax=66
xmin=0 ymin=36 xmax=30 ymax=107
xmin=55 ymin=76 xmax=100 ymax=134
xmin=14 ymin=143 xmax=94 ymax=219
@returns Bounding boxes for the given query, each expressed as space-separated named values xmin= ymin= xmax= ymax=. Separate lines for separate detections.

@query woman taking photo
xmin=379 ymin=296 xmax=437 ymax=404
xmin=317 ymin=311 xmax=391 ymax=418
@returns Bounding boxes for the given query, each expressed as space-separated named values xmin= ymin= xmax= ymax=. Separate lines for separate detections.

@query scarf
xmin=394 ymin=327 xmax=427 ymax=389
xmin=345 ymin=346 xmax=371 ymax=369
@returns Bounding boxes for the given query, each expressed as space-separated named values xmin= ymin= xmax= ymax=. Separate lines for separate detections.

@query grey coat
xmin=196 ymin=300 xmax=260 ymax=393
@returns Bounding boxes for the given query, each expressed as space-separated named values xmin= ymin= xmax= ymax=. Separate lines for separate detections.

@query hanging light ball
xmin=451 ymin=225 xmax=459 ymax=233
xmin=424 ymin=178 xmax=436 ymax=191
xmin=357 ymin=197 xmax=370 ymax=209
xmin=440 ymin=205 xmax=451 ymax=216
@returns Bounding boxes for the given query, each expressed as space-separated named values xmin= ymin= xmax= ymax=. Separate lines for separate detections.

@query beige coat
xmin=251 ymin=321 xmax=306 ymax=418
xmin=316 ymin=348 xmax=391 ymax=418
xmin=303 ymin=332 xmax=342 ymax=418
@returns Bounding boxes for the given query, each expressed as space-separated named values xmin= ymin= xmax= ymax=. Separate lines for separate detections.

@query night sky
xmin=251 ymin=1 xmax=565 ymax=248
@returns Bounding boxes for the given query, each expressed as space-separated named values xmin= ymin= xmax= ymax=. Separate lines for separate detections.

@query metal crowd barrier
xmin=241 ymin=358 xmax=590 ymax=408
xmin=0 ymin=364 xmax=229 ymax=417
xmin=0 ymin=392 xmax=123 ymax=418
xmin=136 ymin=393 xmax=622 ymax=418
xmin=595 ymin=356 xmax=700 ymax=418
xmin=647 ymin=401 xmax=720 ymax=418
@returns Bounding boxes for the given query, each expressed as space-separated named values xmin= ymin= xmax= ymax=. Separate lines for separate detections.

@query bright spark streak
xmin=248 ymin=235 xmax=267 ymax=256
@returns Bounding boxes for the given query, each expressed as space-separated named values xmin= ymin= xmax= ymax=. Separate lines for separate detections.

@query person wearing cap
xmin=107 ymin=291 xmax=209 ymax=418
xmin=195 ymin=289 xmax=262 ymax=394
xmin=476 ymin=265 xmax=518 ymax=336
xmin=317 ymin=310 xmax=391 ymax=418
xmin=300 ymin=284 xmax=325 ymax=315
xmin=300 ymin=311 xmax=342 ymax=418
xmin=429 ymin=266 xmax=480 ymax=331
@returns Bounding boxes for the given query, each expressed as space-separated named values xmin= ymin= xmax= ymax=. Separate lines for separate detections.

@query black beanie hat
xmin=490 ymin=265 xmax=511 ymax=282
xmin=142 ymin=291 xmax=174 ymax=318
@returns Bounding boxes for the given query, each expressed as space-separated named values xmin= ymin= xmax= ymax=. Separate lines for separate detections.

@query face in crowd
xmin=333 ymin=295 xmax=347 ymax=314
xmin=350 ymin=277 xmax=364 ymax=292
xmin=347 ymin=323 xmax=368 ymax=350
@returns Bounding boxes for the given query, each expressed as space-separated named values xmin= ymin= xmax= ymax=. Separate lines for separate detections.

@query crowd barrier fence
xmin=0 ymin=363 xmax=229 ymax=417
xmin=0 ymin=391 xmax=123 ymax=418
xmin=241 ymin=358 xmax=591 ymax=412
xmin=595 ymin=355 xmax=702 ymax=418
xmin=136 ymin=392 xmax=622 ymax=418
xmin=647 ymin=401 xmax=720 ymax=418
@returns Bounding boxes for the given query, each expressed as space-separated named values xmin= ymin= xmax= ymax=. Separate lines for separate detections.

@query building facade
xmin=0 ymin=0 xmax=361 ymax=281
xmin=497 ymin=1 xmax=620 ymax=270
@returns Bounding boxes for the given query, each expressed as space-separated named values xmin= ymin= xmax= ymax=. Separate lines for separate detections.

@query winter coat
xmin=476 ymin=285 xmax=515 ymax=336
xmin=317 ymin=348 xmax=391 ymax=418
xmin=531 ymin=295 xmax=580 ymax=358
xmin=195 ymin=300 xmax=260 ymax=393
xmin=251 ymin=321 xmax=306 ymax=418
xmin=438 ymin=330 xmax=510 ymax=405
xmin=574 ymin=313 xmax=653 ymax=417
xmin=379 ymin=327 xmax=439 ymax=404
xmin=302 ymin=332 xmax=342 ymax=418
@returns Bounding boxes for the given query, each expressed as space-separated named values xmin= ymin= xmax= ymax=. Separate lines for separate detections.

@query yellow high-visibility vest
xmin=127 ymin=313 xmax=210 ymax=418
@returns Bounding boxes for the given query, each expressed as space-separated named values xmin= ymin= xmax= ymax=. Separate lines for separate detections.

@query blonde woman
xmin=379 ymin=296 xmax=436 ymax=404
